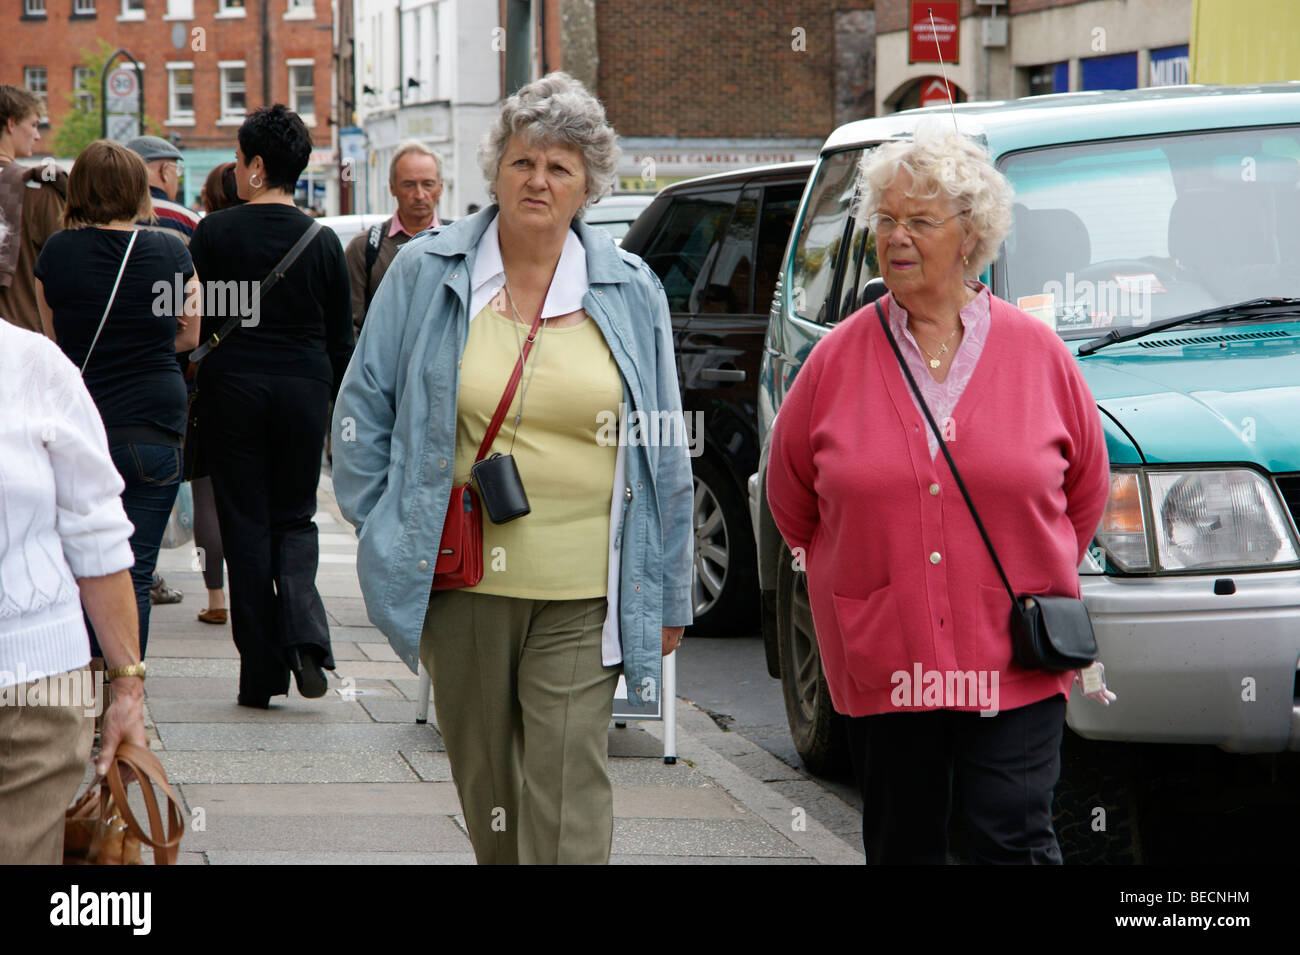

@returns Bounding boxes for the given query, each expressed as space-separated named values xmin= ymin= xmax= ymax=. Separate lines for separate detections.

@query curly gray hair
xmin=477 ymin=72 xmax=620 ymax=218
xmin=856 ymin=118 xmax=1013 ymax=280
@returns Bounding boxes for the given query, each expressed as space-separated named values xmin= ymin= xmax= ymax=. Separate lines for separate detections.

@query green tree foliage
xmin=52 ymin=40 xmax=165 ymax=159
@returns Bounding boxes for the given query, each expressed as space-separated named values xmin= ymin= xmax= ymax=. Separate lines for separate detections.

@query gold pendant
xmin=929 ymin=358 xmax=940 ymax=369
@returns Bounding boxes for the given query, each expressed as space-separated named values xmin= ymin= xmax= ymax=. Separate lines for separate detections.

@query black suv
xmin=621 ymin=161 xmax=813 ymax=636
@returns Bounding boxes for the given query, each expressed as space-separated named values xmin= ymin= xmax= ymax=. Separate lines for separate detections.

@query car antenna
xmin=927 ymin=6 xmax=961 ymax=134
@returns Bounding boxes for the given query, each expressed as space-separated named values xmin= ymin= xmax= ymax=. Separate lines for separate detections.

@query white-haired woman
xmin=332 ymin=72 xmax=694 ymax=864
xmin=0 ymin=217 xmax=150 ymax=864
xmin=766 ymin=121 xmax=1112 ymax=864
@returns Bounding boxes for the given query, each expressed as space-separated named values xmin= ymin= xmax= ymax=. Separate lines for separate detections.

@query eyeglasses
xmin=867 ymin=210 xmax=967 ymax=236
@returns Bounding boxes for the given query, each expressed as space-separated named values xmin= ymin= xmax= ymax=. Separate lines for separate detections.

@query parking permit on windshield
xmin=1017 ymin=293 xmax=1056 ymax=329
xmin=1114 ymin=272 xmax=1166 ymax=294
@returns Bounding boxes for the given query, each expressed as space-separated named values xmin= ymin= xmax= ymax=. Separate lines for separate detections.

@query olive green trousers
xmin=420 ymin=590 xmax=620 ymax=865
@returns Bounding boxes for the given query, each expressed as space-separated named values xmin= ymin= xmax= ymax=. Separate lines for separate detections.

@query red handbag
xmin=432 ymin=297 xmax=546 ymax=590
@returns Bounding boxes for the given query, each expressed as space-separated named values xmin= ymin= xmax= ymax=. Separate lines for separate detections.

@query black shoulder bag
xmin=873 ymin=300 xmax=1098 ymax=671
xmin=182 ymin=219 xmax=322 ymax=480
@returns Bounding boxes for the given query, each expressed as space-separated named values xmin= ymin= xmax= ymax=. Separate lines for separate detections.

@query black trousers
xmin=204 ymin=371 xmax=334 ymax=701
xmin=846 ymin=694 xmax=1067 ymax=865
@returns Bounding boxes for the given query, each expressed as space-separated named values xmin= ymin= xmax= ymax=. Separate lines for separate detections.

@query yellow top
xmin=453 ymin=302 xmax=622 ymax=599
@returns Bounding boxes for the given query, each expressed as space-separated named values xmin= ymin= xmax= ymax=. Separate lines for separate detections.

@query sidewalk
xmin=139 ymin=477 xmax=864 ymax=865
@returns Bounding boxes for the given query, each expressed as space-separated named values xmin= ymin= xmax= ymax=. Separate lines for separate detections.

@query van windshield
xmin=998 ymin=126 xmax=1300 ymax=339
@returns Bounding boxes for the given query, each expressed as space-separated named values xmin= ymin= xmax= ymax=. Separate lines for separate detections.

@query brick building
xmin=540 ymin=0 xmax=878 ymax=190
xmin=10 ymin=0 xmax=338 ymax=211
xmin=874 ymin=0 xmax=1192 ymax=114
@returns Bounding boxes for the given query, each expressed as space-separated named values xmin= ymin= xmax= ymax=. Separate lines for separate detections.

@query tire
xmin=775 ymin=542 xmax=851 ymax=777
xmin=1053 ymin=729 xmax=1144 ymax=864
xmin=687 ymin=455 xmax=758 ymax=637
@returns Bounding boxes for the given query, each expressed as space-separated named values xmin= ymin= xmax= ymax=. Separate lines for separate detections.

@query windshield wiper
xmin=1076 ymin=297 xmax=1300 ymax=356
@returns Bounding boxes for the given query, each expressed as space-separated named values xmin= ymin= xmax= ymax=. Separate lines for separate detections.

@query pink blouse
xmin=886 ymin=282 xmax=992 ymax=459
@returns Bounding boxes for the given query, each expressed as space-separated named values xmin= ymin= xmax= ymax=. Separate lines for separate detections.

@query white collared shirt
xmin=469 ymin=214 xmax=590 ymax=321
xmin=466 ymin=213 xmax=625 ymax=668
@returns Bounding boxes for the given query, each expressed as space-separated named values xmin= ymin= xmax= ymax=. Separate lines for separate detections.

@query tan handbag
xmin=64 ymin=742 xmax=186 ymax=865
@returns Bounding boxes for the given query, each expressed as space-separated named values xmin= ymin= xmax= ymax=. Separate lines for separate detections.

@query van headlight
xmin=1092 ymin=468 xmax=1299 ymax=573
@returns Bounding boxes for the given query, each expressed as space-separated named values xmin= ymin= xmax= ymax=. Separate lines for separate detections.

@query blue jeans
xmin=85 ymin=443 xmax=181 ymax=661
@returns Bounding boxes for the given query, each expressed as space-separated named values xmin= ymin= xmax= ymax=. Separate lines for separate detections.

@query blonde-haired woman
xmin=767 ymin=120 xmax=1111 ymax=864
xmin=34 ymin=139 xmax=201 ymax=659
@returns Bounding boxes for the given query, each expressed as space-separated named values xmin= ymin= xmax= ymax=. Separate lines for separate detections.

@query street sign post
xmin=101 ymin=48 xmax=145 ymax=144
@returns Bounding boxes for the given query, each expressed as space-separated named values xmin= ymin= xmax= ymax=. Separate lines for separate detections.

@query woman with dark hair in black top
xmin=189 ymin=105 xmax=354 ymax=708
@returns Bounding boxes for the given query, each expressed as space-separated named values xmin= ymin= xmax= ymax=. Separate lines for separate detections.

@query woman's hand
xmin=97 ymin=676 xmax=148 ymax=776
xmin=662 ymin=626 xmax=684 ymax=656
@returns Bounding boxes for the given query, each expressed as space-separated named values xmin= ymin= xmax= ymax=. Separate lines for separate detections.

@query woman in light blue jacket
xmin=331 ymin=73 xmax=693 ymax=865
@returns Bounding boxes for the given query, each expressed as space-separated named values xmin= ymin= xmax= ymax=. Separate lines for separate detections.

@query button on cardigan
xmin=766 ymin=293 xmax=1110 ymax=718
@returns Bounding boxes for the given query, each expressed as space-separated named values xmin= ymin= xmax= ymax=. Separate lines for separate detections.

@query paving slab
xmin=359 ymin=698 xmax=430 ymax=724
xmin=182 ymin=812 xmax=470 ymax=852
xmin=157 ymin=750 xmax=420 ymax=784
xmin=605 ymin=759 xmax=716 ymax=788
xmin=358 ymin=642 xmax=402 ymax=663
xmin=204 ymin=850 xmax=477 ymax=865
xmin=149 ymin=699 xmax=375 ymax=724
xmin=323 ymin=597 xmax=376 ymax=627
xmin=612 ymin=785 xmax=751 ymax=819
xmin=611 ymin=818 xmax=806 ymax=858
xmin=326 ymin=625 xmax=389 ymax=644
xmin=607 ymin=726 xmax=666 ymax=758
xmin=180 ymin=782 xmax=460 ymax=815
xmin=143 ymin=638 xmax=241 ymax=659
xmin=397 ymin=750 xmax=455 ymax=782
xmin=610 ymin=854 xmax=815 ymax=865
xmin=331 ymin=660 xmax=420 ymax=681
xmin=157 ymin=722 xmax=442 ymax=752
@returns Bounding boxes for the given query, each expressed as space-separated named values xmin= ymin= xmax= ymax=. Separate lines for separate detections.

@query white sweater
xmin=0 ymin=322 xmax=135 ymax=688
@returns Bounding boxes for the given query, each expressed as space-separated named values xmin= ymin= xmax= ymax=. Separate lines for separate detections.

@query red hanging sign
xmin=909 ymin=1 xmax=961 ymax=64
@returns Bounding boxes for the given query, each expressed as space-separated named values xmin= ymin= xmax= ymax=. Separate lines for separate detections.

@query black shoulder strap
xmin=873 ymin=299 xmax=1019 ymax=607
xmin=189 ymin=219 xmax=322 ymax=364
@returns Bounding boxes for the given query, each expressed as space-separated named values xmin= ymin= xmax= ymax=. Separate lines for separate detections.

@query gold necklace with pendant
xmin=916 ymin=324 xmax=960 ymax=369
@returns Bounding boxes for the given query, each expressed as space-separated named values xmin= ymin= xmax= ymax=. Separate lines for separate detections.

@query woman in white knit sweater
xmin=0 ymin=222 xmax=150 ymax=862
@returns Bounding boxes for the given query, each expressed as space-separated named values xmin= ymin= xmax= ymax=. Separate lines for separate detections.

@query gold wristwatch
xmin=104 ymin=662 xmax=147 ymax=681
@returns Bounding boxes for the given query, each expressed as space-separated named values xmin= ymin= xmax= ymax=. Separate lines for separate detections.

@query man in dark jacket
xmin=344 ymin=142 xmax=449 ymax=334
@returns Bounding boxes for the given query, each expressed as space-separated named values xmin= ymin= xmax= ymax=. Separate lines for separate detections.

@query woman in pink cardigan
xmin=766 ymin=121 xmax=1112 ymax=864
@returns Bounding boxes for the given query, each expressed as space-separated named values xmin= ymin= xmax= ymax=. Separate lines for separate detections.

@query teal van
xmin=749 ymin=84 xmax=1300 ymax=853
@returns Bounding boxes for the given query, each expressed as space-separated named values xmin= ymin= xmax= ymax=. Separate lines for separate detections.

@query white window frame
xmin=73 ymin=0 xmax=95 ymax=14
xmin=73 ymin=65 xmax=94 ymax=113
xmin=166 ymin=62 xmax=196 ymax=126
xmin=286 ymin=59 xmax=316 ymax=126
xmin=24 ymin=0 xmax=47 ymax=16
xmin=23 ymin=68 xmax=48 ymax=121
xmin=164 ymin=0 xmax=194 ymax=19
xmin=216 ymin=0 xmax=247 ymax=18
xmin=118 ymin=0 xmax=145 ymax=21
xmin=284 ymin=0 xmax=314 ymax=20
xmin=218 ymin=61 xmax=248 ymax=125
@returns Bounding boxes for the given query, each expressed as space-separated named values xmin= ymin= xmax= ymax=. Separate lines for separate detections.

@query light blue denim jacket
xmin=330 ymin=206 xmax=693 ymax=701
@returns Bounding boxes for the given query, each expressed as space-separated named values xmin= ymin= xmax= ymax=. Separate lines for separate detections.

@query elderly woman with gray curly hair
xmin=332 ymin=72 xmax=693 ymax=865
xmin=766 ymin=120 xmax=1112 ymax=864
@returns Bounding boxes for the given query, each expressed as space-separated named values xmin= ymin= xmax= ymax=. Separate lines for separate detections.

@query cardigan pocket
xmin=975 ymin=579 xmax=1048 ymax=676
xmin=832 ymin=585 xmax=911 ymax=691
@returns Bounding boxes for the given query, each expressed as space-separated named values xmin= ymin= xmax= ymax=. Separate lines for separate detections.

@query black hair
xmin=237 ymin=104 xmax=312 ymax=193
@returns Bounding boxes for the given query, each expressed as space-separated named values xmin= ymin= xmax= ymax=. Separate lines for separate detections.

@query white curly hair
xmin=477 ymin=72 xmax=621 ymax=218
xmin=855 ymin=118 xmax=1013 ymax=280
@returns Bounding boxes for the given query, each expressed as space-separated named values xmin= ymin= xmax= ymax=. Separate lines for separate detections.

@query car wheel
xmin=776 ymin=542 xmax=850 ymax=776
xmin=687 ymin=455 xmax=757 ymax=637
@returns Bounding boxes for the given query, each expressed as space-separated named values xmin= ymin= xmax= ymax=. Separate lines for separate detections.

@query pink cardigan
xmin=766 ymin=294 xmax=1110 ymax=717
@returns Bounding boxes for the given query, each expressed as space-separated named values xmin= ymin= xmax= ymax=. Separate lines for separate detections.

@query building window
xmin=167 ymin=64 xmax=195 ymax=123
xmin=288 ymin=61 xmax=315 ymax=123
xmin=286 ymin=0 xmax=313 ymax=16
xmin=73 ymin=0 xmax=96 ymax=14
xmin=217 ymin=0 xmax=246 ymax=14
xmin=166 ymin=0 xmax=194 ymax=17
xmin=23 ymin=68 xmax=48 ymax=121
xmin=73 ymin=65 xmax=94 ymax=112
xmin=120 ymin=0 xmax=144 ymax=16
xmin=23 ymin=0 xmax=46 ymax=16
xmin=219 ymin=63 xmax=247 ymax=120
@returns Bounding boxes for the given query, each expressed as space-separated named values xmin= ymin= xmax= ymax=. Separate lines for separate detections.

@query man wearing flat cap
xmin=125 ymin=135 xmax=200 ymax=245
